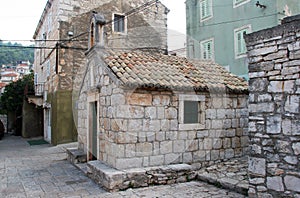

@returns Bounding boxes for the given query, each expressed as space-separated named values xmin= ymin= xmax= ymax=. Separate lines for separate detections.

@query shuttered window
xmin=200 ymin=0 xmax=212 ymax=20
xmin=234 ymin=25 xmax=251 ymax=58
xmin=200 ymin=39 xmax=214 ymax=60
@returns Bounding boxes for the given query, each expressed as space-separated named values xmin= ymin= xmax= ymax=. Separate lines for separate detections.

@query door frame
xmin=87 ymin=92 xmax=99 ymax=161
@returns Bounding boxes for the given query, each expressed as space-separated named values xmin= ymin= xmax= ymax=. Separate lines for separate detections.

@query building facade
xmin=186 ymin=0 xmax=300 ymax=79
xmin=33 ymin=0 xmax=168 ymax=145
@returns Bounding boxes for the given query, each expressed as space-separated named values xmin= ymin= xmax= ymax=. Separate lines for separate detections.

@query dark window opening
xmin=114 ymin=14 xmax=125 ymax=33
xmin=184 ymin=101 xmax=199 ymax=124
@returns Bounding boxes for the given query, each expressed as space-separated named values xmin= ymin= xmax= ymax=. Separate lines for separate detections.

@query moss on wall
xmin=49 ymin=90 xmax=77 ymax=145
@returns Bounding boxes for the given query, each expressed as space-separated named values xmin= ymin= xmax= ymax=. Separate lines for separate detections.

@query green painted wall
xmin=22 ymin=99 xmax=43 ymax=138
xmin=186 ymin=0 xmax=300 ymax=79
xmin=48 ymin=90 xmax=77 ymax=145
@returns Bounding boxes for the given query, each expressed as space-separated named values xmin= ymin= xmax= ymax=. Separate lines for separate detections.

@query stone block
xmin=185 ymin=140 xmax=198 ymax=152
xmin=211 ymin=120 xmax=223 ymax=129
xmin=206 ymin=109 xmax=217 ymax=119
xmin=160 ymin=141 xmax=172 ymax=154
xmin=210 ymin=150 xmax=219 ymax=160
xmin=183 ymin=152 xmax=193 ymax=163
xmin=216 ymin=109 xmax=226 ymax=119
xmin=223 ymin=138 xmax=231 ymax=149
xmin=149 ymin=155 xmax=164 ymax=166
xmin=249 ymin=78 xmax=268 ymax=92
xmin=170 ymin=120 xmax=178 ymax=130
xmin=292 ymin=142 xmax=300 ymax=155
xmin=152 ymin=95 xmax=171 ymax=106
xmin=285 ymin=95 xmax=299 ymax=113
xmin=125 ymin=144 xmax=136 ymax=157
xmin=160 ymin=119 xmax=170 ymax=131
xmin=111 ymin=94 xmax=125 ymax=106
xmin=284 ymin=175 xmax=300 ymax=192
xmin=165 ymin=107 xmax=177 ymax=119
xmin=173 ymin=140 xmax=185 ymax=153
xmin=136 ymin=142 xmax=153 ymax=156
xmin=224 ymin=149 xmax=234 ymax=159
xmin=145 ymin=107 xmax=157 ymax=119
xmin=267 ymin=177 xmax=284 ymax=192
xmin=116 ymin=132 xmax=137 ymax=144
xmin=128 ymin=119 xmax=143 ymax=132
xmin=248 ymin=157 xmax=266 ymax=176
xmin=249 ymin=103 xmax=274 ymax=113
xmin=193 ymin=150 xmax=206 ymax=162
xmin=165 ymin=153 xmax=180 ymax=164
xmin=128 ymin=93 xmax=152 ymax=106
xmin=266 ymin=115 xmax=281 ymax=134
xmin=268 ymin=81 xmax=285 ymax=93
xmin=204 ymin=138 xmax=213 ymax=150
xmin=115 ymin=157 xmax=143 ymax=169
xmin=157 ymin=107 xmax=165 ymax=119
xmin=212 ymin=138 xmax=222 ymax=149
xmin=117 ymin=105 xmax=144 ymax=119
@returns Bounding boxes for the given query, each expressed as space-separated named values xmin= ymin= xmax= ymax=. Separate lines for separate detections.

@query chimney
xmin=88 ymin=12 xmax=106 ymax=49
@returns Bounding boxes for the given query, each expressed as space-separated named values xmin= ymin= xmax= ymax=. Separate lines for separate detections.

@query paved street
xmin=0 ymin=134 xmax=246 ymax=197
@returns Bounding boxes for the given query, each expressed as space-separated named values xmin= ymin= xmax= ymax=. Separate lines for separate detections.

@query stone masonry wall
xmin=245 ymin=15 xmax=300 ymax=197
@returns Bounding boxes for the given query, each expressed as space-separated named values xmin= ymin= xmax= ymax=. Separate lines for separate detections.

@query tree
xmin=0 ymin=41 xmax=34 ymax=66
xmin=0 ymin=72 xmax=34 ymax=115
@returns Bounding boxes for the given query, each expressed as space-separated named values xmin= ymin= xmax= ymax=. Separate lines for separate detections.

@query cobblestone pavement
xmin=0 ymin=135 xmax=246 ymax=197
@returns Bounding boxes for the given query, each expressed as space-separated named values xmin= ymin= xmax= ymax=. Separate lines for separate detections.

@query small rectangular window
xmin=200 ymin=38 xmax=214 ymax=60
xmin=184 ymin=101 xmax=199 ymax=124
xmin=200 ymin=0 xmax=212 ymax=21
xmin=179 ymin=95 xmax=205 ymax=130
xmin=113 ymin=14 xmax=125 ymax=33
xmin=234 ymin=25 xmax=251 ymax=58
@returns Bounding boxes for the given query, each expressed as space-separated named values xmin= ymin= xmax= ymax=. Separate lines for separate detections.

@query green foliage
xmin=0 ymin=40 xmax=34 ymax=66
xmin=0 ymin=73 xmax=34 ymax=114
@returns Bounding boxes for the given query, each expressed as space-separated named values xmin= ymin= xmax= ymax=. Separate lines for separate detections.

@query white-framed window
xmin=200 ymin=38 xmax=214 ymax=60
xmin=112 ymin=13 xmax=127 ymax=33
xmin=179 ymin=95 xmax=205 ymax=130
xmin=200 ymin=0 xmax=212 ymax=21
xmin=234 ymin=25 xmax=251 ymax=58
xmin=233 ymin=0 xmax=250 ymax=8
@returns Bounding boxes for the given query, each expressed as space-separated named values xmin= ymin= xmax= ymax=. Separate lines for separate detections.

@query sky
xmin=0 ymin=0 xmax=186 ymax=48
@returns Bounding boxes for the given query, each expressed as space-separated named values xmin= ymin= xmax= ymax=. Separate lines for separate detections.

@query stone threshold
xmin=67 ymin=148 xmax=248 ymax=194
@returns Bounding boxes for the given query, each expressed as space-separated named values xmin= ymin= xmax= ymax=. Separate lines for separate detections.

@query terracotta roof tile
xmin=104 ymin=51 xmax=248 ymax=93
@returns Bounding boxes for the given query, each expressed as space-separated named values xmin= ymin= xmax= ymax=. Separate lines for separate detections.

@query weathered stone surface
xmin=284 ymin=175 xmax=300 ymax=192
xmin=249 ymin=157 xmax=266 ymax=176
xmin=292 ymin=142 xmax=300 ymax=155
xmin=267 ymin=177 xmax=284 ymax=192
xmin=128 ymin=93 xmax=153 ymax=106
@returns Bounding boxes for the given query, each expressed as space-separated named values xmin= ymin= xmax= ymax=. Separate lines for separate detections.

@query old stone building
xmin=68 ymin=9 xmax=249 ymax=190
xmin=245 ymin=15 xmax=300 ymax=197
xmin=33 ymin=0 xmax=167 ymax=145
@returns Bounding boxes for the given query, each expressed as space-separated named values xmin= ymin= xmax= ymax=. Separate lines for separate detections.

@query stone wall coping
xmin=245 ymin=16 xmax=300 ymax=45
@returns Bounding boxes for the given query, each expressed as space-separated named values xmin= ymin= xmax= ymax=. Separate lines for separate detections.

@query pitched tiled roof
xmin=104 ymin=51 xmax=248 ymax=93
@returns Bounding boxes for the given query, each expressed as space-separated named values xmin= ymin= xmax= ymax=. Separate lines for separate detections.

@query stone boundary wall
xmin=87 ymin=160 xmax=196 ymax=192
xmin=245 ymin=15 xmax=300 ymax=197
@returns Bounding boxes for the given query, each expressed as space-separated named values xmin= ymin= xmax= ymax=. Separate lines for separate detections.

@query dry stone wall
xmin=245 ymin=15 xmax=300 ymax=197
